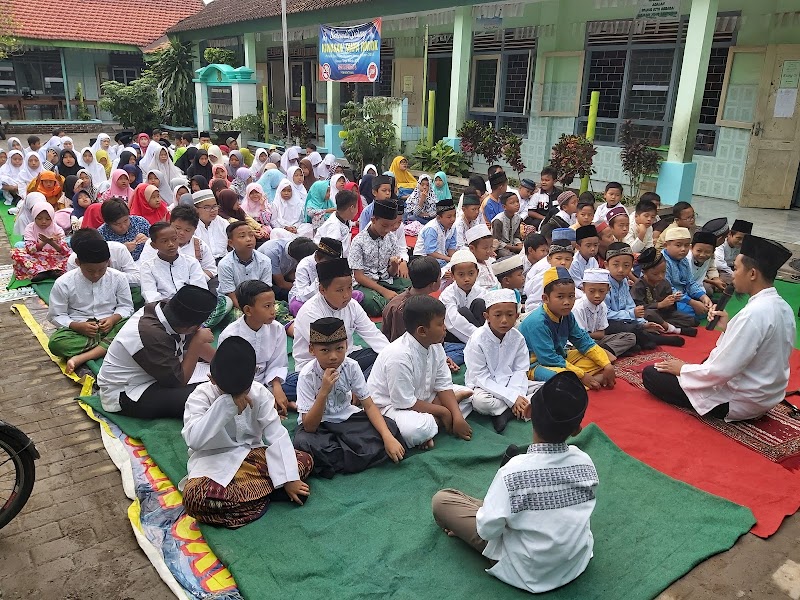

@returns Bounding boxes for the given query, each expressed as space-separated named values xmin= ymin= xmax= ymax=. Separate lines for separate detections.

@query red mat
xmin=585 ymin=328 xmax=800 ymax=538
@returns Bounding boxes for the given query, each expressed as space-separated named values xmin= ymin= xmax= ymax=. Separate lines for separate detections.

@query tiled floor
xmin=690 ymin=196 xmax=800 ymax=245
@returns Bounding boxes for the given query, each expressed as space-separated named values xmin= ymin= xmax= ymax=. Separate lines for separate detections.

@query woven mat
xmin=0 ymin=265 xmax=35 ymax=303
xmin=614 ymin=350 xmax=675 ymax=390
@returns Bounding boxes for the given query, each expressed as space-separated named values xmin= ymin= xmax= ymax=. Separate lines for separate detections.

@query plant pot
xmin=212 ymin=130 xmax=241 ymax=146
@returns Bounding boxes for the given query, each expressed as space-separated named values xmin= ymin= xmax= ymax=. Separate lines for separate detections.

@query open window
xmin=537 ymin=51 xmax=585 ymax=117
xmin=716 ymin=46 xmax=766 ymax=129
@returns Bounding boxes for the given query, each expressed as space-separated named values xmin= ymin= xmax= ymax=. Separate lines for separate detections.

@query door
xmin=431 ymin=57 xmax=452 ymax=142
xmin=393 ymin=58 xmax=424 ymax=127
xmin=740 ymin=45 xmax=800 ymax=209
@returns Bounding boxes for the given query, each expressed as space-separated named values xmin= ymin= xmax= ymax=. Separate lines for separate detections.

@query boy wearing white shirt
xmin=138 ymin=207 xmax=217 ymax=281
xmin=439 ymin=248 xmax=488 ymax=365
xmin=180 ymin=336 xmax=313 ymax=528
xmin=569 ymin=225 xmax=600 ymax=290
xmin=294 ymin=317 xmax=406 ymax=478
xmin=219 ymin=280 xmax=289 ymax=416
xmin=314 ymin=189 xmax=359 ymax=257
xmin=67 ymin=230 xmax=140 ymax=286
xmin=139 ymin=222 xmax=207 ymax=303
xmin=192 ymin=189 xmax=229 ymax=259
xmin=432 ymin=371 xmax=597 ymax=594
xmin=623 ymin=198 xmax=657 ymax=253
xmin=465 ymin=289 xmax=542 ymax=433
xmin=368 ymin=295 xmax=473 ymax=449
xmin=714 ymin=219 xmax=752 ymax=285
xmin=48 ymin=234 xmax=134 ymax=374
xmin=465 ymin=224 xmax=498 ymax=289
xmin=455 ymin=191 xmax=483 ymax=249
xmin=289 ymin=237 xmax=358 ymax=315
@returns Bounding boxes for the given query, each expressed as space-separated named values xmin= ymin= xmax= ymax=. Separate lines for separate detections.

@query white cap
xmin=491 ymin=253 xmax=524 ymax=276
xmin=582 ymin=268 xmax=611 ymax=284
xmin=191 ymin=189 xmax=215 ymax=204
xmin=465 ymin=224 xmax=492 ymax=245
xmin=484 ymin=288 xmax=519 ymax=308
xmin=448 ymin=248 xmax=478 ymax=268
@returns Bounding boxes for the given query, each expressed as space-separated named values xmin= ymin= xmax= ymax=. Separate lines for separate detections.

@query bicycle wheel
xmin=0 ymin=431 xmax=37 ymax=529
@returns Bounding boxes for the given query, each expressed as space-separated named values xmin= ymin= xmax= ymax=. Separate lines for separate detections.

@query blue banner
xmin=319 ymin=19 xmax=381 ymax=83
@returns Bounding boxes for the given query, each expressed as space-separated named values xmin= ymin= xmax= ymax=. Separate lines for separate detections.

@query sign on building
xmin=636 ymin=0 xmax=680 ymax=20
xmin=318 ymin=19 xmax=382 ymax=83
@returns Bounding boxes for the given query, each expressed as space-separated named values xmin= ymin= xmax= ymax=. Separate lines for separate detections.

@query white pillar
xmin=448 ymin=6 xmax=473 ymax=138
xmin=195 ymin=81 xmax=210 ymax=133
xmin=243 ymin=33 xmax=257 ymax=71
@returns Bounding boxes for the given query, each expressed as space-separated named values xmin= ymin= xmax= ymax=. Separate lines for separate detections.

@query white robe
xmin=48 ymin=268 xmax=134 ymax=328
xmin=218 ymin=317 xmax=288 ymax=386
xmin=139 ymin=254 xmax=207 ymax=303
xmin=439 ymin=282 xmax=488 ymax=343
xmin=464 ymin=324 xmax=535 ymax=407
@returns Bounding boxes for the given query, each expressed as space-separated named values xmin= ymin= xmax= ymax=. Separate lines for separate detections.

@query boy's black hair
xmin=577 ymin=191 xmax=596 ymax=208
xmin=524 ymin=232 xmax=548 ymax=253
xmin=52 ymin=128 xmax=65 ymax=137
xmin=69 ymin=227 xmax=104 ymax=247
xmin=306 ymin=142 xmax=317 ymax=151
xmin=335 ymin=189 xmax=359 ymax=211
xmin=152 ymin=129 xmax=161 ymax=136
xmin=540 ymin=166 xmax=558 ymax=179
xmin=235 ymin=279 xmax=274 ymax=309
xmin=468 ymin=174 xmax=486 ymax=191
xmin=672 ymin=201 xmax=692 ymax=218
xmin=403 ymin=294 xmax=445 ymax=333
xmin=170 ymin=205 xmax=200 ymax=228
xmin=372 ymin=174 xmax=393 ymax=192
xmin=408 ymin=256 xmax=441 ymax=289
xmin=544 ymin=278 xmax=575 ymax=295
xmin=27 ymin=135 xmax=40 ymax=146
xmin=635 ymin=200 xmax=658 ymax=215
xmin=499 ymin=192 xmax=517 ymax=206
xmin=100 ymin=198 xmax=129 ymax=223
xmin=319 ymin=270 xmax=352 ymax=288
xmin=226 ymin=220 xmax=251 ymax=239
xmin=181 ymin=133 xmax=194 ymax=144
xmin=487 ymin=165 xmax=503 ymax=177
xmin=149 ymin=221 xmax=173 ymax=242
xmin=605 ymin=181 xmax=623 ymax=192
xmin=287 ymin=236 xmax=318 ymax=262
xmin=640 ymin=191 xmax=661 ymax=205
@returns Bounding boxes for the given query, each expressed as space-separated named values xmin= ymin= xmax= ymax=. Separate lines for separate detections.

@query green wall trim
xmin=17 ymin=38 xmax=141 ymax=53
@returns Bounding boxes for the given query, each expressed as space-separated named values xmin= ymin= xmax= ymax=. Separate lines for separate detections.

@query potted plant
xmin=410 ymin=140 xmax=472 ymax=177
xmin=340 ymin=98 xmax=398 ymax=174
xmin=549 ymin=134 xmax=597 ymax=188
xmin=619 ymin=120 xmax=662 ymax=201
xmin=457 ymin=120 xmax=525 ymax=179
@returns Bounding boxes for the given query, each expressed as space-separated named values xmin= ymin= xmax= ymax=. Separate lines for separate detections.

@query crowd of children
xmin=20 ymin=132 xmax=795 ymax=595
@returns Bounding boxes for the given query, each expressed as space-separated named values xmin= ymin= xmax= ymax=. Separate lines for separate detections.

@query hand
xmin=707 ymin=304 xmax=729 ymax=324
xmin=124 ymin=240 xmax=138 ymax=251
xmin=512 ymin=396 xmax=530 ymax=419
xmin=231 ymin=391 xmax=253 ymax=414
xmin=443 ymin=270 xmax=453 ymax=282
xmin=133 ymin=233 xmax=149 ymax=245
xmin=320 ymin=368 xmax=339 ymax=395
xmin=660 ymin=294 xmax=677 ymax=307
xmin=602 ymin=364 xmax=616 ymax=389
xmin=384 ymin=437 xmax=406 ymax=463
xmin=634 ymin=305 xmax=645 ymax=318
xmin=192 ymin=326 xmax=215 ymax=345
xmin=97 ymin=317 xmax=116 ymax=333
xmin=193 ymin=237 xmax=202 ymax=260
xmin=283 ymin=480 xmax=310 ymax=505
xmin=389 ymin=256 xmax=401 ymax=268
xmin=654 ymin=358 xmax=686 ymax=376
xmin=673 ymin=291 xmax=683 ymax=300
xmin=285 ymin=226 xmax=297 ymax=234
xmin=273 ymin=388 xmax=289 ymax=418
xmin=713 ymin=280 xmax=727 ymax=292
xmin=701 ymin=295 xmax=714 ymax=310
xmin=644 ymin=322 xmax=666 ymax=333
xmin=452 ymin=416 xmax=472 ymax=441
xmin=637 ymin=223 xmax=648 ymax=239
xmin=397 ymin=261 xmax=409 ymax=279
xmin=72 ymin=321 xmax=99 ymax=336
xmin=381 ymin=289 xmax=397 ymax=301
xmin=581 ymin=374 xmax=602 ymax=390
xmin=38 ymin=233 xmax=52 ymax=244
xmin=445 ymin=357 xmax=460 ymax=373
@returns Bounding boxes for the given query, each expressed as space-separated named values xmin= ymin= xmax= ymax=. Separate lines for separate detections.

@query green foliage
xmin=456 ymin=120 xmax=526 ymax=176
xmin=74 ymin=83 xmax=90 ymax=121
xmin=273 ymin=110 xmax=312 ymax=145
xmin=619 ymin=120 xmax=663 ymax=199
xmin=203 ymin=47 xmax=237 ymax=67
xmin=499 ymin=125 xmax=525 ymax=176
xmin=340 ymin=98 xmax=399 ymax=173
xmin=549 ymin=134 xmax=597 ymax=186
xmin=147 ymin=39 xmax=196 ymax=127
xmin=0 ymin=15 xmax=19 ymax=61
xmin=411 ymin=141 xmax=471 ymax=177
xmin=224 ymin=114 xmax=266 ymax=143
xmin=99 ymin=73 xmax=160 ymax=132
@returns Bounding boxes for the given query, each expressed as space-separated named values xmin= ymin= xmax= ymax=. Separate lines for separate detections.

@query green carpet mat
xmin=80 ymin=395 xmax=754 ymax=600
xmin=0 ymin=202 xmax=21 ymax=246
xmin=723 ymin=280 xmax=800 ymax=348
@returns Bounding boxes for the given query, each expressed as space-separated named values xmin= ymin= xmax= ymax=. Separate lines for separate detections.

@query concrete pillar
xmin=243 ymin=33 xmax=257 ymax=71
xmin=325 ymin=80 xmax=343 ymax=156
xmin=446 ymin=6 xmax=473 ymax=139
xmin=195 ymin=81 xmax=210 ymax=133
xmin=657 ymin=0 xmax=719 ymax=204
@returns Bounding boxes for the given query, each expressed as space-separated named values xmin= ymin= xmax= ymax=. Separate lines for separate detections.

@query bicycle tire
xmin=0 ymin=432 xmax=36 ymax=529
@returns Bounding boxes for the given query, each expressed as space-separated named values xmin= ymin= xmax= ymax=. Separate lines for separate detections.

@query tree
xmin=340 ymin=98 xmax=398 ymax=174
xmin=99 ymin=73 xmax=160 ymax=132
xmin=619 ymin=120 xmax=662 ymax=200
xmin=203 ymin=47 xmax=237 ymax=67
xmin=0 ymin=15 xmax=20 ymax=60
xmin=147 ymin=39 xmax=196 ymax=127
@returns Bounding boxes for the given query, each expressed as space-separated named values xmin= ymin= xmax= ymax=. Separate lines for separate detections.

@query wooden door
xmin=740 ymin=45 xmax=800 ymax=209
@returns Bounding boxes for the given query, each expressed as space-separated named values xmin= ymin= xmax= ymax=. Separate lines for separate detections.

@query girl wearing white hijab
xmin=7 ymin=137 xmax=23 ymax=152
xmin=329 ymin=173 xmax=347 ymax=204
xmin=206 ymin=145 xmax=225 ymax=167
xmin=60 ymin=136 xmax=74 ymax=152
xmin=250 ymin=148 xmax=270 ymax=180
xmin=279 ymin=146 xmax=300 ymax=174
xmin=13 ymin=191 xmax=47 ymax=236
xmin=362 ymin=164 xmax=378 ymax=178
xmin=287 ymin=165 xmax=308 ymax=202
xmin=139 ymin=138 xmax=161 ymax=171
xmin=145 ymin=168 xmax=175 ymax=205
xmin=19 ymin=152 xmax=43 ymax=192
xmin=307 ymin=151 xmax=322 ymax=176
xmin=144 ymin=145 xmax=183 ymax=188
xmin=269 ymin=178 xmax=314 ymax=240
xmin=91 ymin=133 xmax=118 ymax=162
xmin=0 ymin=149 xmax=25 ymax=205
xmin=40 ymin=136 xmax=62 ymax=162
xmin=317 ymin=153 xmax=337 ymax=180
xmin=78 ymin=147 xmax=107 ymax=187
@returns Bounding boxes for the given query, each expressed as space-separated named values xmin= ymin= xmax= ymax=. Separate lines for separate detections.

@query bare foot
xmin=443 ymin=528 xmax=456 ymax=537
xmin=454 ymin=389 xmax=473 ymax=402
xmin=65 ymin=357 xmax=78 ymax=375
xmin=446 ymin=358 xmax=460 ymax=373
xmin=418 ymin=439 xmax=434 ymax=450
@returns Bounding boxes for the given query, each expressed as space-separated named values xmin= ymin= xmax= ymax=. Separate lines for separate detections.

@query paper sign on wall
xmin=774 ymin=88 xmax=798 ymax=119
xmin=636 ymin=0 xmax=680 ymax=20
xmin=779 ymin=60 xmax=800 ymax=89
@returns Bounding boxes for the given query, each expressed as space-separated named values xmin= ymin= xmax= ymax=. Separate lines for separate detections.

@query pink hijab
xmin=242 ymin=182 xmax=266 ymax=218
xmin=24 ymin=202 xmax=64 ymax=242
xmin=107 ymin=169 xmax=133 ymax=202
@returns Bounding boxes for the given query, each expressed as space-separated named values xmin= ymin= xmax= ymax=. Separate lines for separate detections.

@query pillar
xmin=324 ymin=79 xmax=343 ymax=157
xmin=656 ymin=0 xmax=719 ymax=205
xmin=243 ymin=32 xmax=257 ymax=71
xmin=445 ymin=5 xmax=473 ymax=145
xmin=195 ymin=81 xmax=210 ymax=133
xmin=60 ymin=49 xmax=72 ymax=120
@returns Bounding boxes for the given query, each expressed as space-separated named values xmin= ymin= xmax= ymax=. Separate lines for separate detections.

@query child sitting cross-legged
xmin=369 ymin=295 xmax=473 ymax=449
xmin=661 ymin=227 xmax=713 ymax=320
xmin=431 ymin=371 xmax=597 ymax=595
xmin=632 ymin=247 xmax=698 ymax=336
xmin=572 ymin=268 xmax=638 ymax=359
xmin=520 ymin=266 xmax=616 ymax=389
xmin=294 ymin=317 xmax=407 ymax=478
xmin=314 ymin=188 xmax=359 ymax=258
xmin=48 ymin=232 xmax=134 ymax=374
xmin=139 ymin=222 xmax=208 ymax=303
xmin=524 ymin=229 xmax=575 ymax=314
xmin=12 ymin=201 xmax=71 ymax=282
xmin=569 ymin=225 xmax=600 ymax=291
xmin=465 ymin=288 xmax=542 ymax=433
xmin=218 ymin=280 xmax=289 ymax=417
xmin=689 ymin=230 xmax=726 ymax=296
xmin=492 ymin=253 xmax=525 ymax=305
xmin=465 ymin=224 xmax=498 ymax=289
xmin=439 ymin=248 xmax=488 ymax=366
xmin=491 ymin=192 xmax=523 ymax=258
xmin=180 ymin=336 xmax=314 ymax=529
xmin=413 ymin=199 xmax=458 ymax=267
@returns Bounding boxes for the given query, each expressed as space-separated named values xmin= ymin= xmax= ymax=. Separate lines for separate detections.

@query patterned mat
xmin=0 ymin=265 xmax=35 ymax=303
xmin=616 ymin=350 xmax=800 ymax=467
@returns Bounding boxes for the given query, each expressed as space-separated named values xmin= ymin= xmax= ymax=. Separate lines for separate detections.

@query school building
xmin=171 ymin=0 xmax=800 ymax=209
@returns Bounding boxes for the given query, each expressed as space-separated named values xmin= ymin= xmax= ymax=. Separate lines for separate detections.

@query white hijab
xmin=287 ymin=165 xmax=308 ymax=202
xmin=13 ymin=191 xmax=46 ymax=236
xmin=144 ymin=146 xmax=183 ymax=183
xmin=91 ymin=133 xmax=111 ymax=154
xmin=280 ymin=146 xmax=300 ymax=174
xmin=329 ymin=173 xmax=347 ymax=204
xmin=318 ymin=153 xmax=338 ymax=180
xmin=362 ymin=164 xmax=378 ymax=177
xmin=207 ymin=145 xmax=225 ymax=166
xmin=78 ymin=147 xmax=107 ymax=187
xmin=6 ymin=137 xmax=22 ymax=152
xmin=271 ymin=178 xmax=304 ymax=227
xmin=19 ymin=152 xmax=43 ymax=189
xmin=41 ymin=135 xmax=62 ymax=161
xmin=250 ymin=148 xmax=270 ymax=179
xmin=139 ymin=139 xmax=161 ymax=170
xmin=145 ymin=168 xmax=174 ymax=205
xmin=0 ymin=149 xmax=24 ymax=186
xmin=307 ymin=151 xmax=322 ymax=169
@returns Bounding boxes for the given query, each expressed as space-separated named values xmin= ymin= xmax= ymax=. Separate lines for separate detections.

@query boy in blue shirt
xmin=661 ymin=227 xmax=712 ymax=320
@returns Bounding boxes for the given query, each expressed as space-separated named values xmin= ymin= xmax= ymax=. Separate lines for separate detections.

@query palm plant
xmin=147 ymin=39 xmax=196 ymax=127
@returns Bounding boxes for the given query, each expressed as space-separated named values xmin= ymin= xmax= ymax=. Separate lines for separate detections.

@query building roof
xmin=170 ymin=0 xmax=369 ymax=33
xmin=9 ymin=0 xmax=206 ymax=49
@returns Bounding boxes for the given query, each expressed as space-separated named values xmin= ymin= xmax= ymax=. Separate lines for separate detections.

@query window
xmin=468 ymin=28 xmax=536 ymax=137
xmin=111 ymin=67 xmax=139 ymax=85
xmin=578 ymin=15 xmax=738 ymax=154
xmin=340 ymin=41 xmax=394 ymax=103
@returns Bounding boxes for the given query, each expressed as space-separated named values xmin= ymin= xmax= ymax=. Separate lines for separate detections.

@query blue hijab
xmin=258 ymin=169 xmax=284 ymax=203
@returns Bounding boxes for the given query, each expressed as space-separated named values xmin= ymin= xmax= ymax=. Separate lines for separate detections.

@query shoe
xmin=680 ymin=327 xmax=698 ymax=337
xmin=30 ymin=272 xmax=50 ymax=282
xmin=3 ymin=199 xmax=11 ymax=206
xmin=7 ymin=207 xmax=18 ymax=215
xmin=655 ymin=334 xmax=685 ymax=347
xmin=492 ymin=408 xmax=514 ymax=433
xmin=500 ymin=444 xmax=520 ymax=467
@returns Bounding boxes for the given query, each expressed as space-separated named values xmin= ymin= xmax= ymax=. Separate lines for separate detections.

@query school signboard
xmin=318 ymin=19 xmax=381 ymax=83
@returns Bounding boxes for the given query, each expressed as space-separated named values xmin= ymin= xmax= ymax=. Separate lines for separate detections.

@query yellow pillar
xmin=580 ymin=91 xmax=599 ymax=194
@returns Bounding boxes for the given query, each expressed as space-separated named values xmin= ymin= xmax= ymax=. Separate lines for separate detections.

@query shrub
xmin=411 ymin=140 xmax=471 ymax=177
xmin=549 ymin=134 xmax=597 ymax=187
